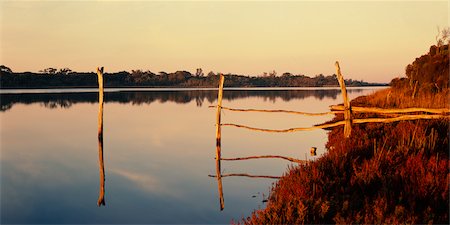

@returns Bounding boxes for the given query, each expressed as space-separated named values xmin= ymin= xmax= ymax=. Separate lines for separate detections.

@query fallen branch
xmin=221 ymin=114 xmax=449 ymax=133
xmin=208 ymin=173 xmax=281 ymax=179
xmin=208 ymin=105 xmax=340 ymax=116
xmin=331 ymin=105 xmax=450 ymax=114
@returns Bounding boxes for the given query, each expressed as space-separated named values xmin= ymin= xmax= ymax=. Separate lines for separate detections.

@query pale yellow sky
xmin=0 ymin=1 xmax=448 ymax=83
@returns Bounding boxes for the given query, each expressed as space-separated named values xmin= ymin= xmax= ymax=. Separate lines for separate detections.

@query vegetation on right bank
xmin=237 ymin=43 xmax=449 ymax=224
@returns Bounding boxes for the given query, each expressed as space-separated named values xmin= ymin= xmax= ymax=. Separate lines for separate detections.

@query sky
xmin=0 ymin=1 xmax=448 ymax=83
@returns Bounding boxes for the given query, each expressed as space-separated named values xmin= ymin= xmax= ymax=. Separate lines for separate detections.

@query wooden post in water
xmin=335 ymin=62 xmax=352 ymax=138
xmin=96 ymin=67 xmax=106 ymax=206
xmin=215 ymin=73 xmax=225 ymax=210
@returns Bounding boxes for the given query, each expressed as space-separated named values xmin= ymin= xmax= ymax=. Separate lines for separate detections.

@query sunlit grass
xmin=357 ymin=87 xmax=449 ymax=109
xmin=237 ymin=88 xmax=449 ymax=224
xmin=237 ymin=45 xmax=449 ymax=224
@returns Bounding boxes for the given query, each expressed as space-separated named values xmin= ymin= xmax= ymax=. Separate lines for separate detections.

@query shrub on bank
xmin=237 ymin=45 xmax=449 ymax=224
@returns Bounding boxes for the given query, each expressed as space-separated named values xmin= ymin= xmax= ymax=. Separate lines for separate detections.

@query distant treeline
xmin=0 ymin=66 xmax=385 ymax=88
xmin=0 ymin=88 xmax=367 ymax=112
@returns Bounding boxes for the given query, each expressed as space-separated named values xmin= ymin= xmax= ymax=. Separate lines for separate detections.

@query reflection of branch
xmin=97 ymin=67 xmax=106 ymax=207
xmin=209 ymin=174 xmax=281 ymax=179
xmin=221 ymin=122 xmax=345 ymax=133
xmin=219 ymin=155 xmax=305 ymax=164
xmin=208 ymin=105 xmax=340 ymax=116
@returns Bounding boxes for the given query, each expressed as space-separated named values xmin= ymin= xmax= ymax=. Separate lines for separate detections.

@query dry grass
xmin=236 ymin=83 xmax=449 ymax=225
xmin=237 ymin=45 xmax=449 ymax=224
xmin=355 ymin=87 xmax=449 ymax=109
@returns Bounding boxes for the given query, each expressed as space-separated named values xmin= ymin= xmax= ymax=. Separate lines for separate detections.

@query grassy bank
xmin=237 ymin=45 xmax=449 ymax=224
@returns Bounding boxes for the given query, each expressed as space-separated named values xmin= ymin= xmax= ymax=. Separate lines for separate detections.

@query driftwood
xmin=96 ymin=67 xmax=105 ymax=206
xmin=208 ymin=106 xmax=340 ymax=116
xmin=331 ymin=105 xmax=450 ymax=115
xmin=209 ymin=174 xmax=281 ymax=179
xmin=335 ymin=61 xmax=352 ymax=138
xmin=219 ymin=155 xmax=305 ymax=164
xmin=209 ymin=105 xmax=450 ymax=117
xmin=221 ymin=114 xmax=449 ymax=133
xmin=215 ymin=73 xmax=225 ymax=211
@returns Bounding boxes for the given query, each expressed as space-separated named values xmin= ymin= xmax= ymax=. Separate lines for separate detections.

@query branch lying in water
xmin=222 ymin=114 xmax=450 ymax=133
xmin=208 ymin=173 xmax=281 ymax=179
xmin=331 ymin=105 xmax=450 ymax=114
xmin=209 ymin=105 xmax=340 ymax=116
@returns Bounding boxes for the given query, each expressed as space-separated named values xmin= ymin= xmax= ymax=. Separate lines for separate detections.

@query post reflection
xmin=215 ymin=157 xmax=224 ymax=211
xmin=210 ymin=159 xmax=281 ymax=211
xmin=97 ymin=67 xmax=106 ymax=206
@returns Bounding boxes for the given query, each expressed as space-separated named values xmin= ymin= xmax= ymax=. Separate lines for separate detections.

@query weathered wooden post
xmin=310 ymin=147 xmax=317 ymax=156
xmin=96 ymin=67 xmax=106 ymax=206
xmin=335 ymin=62 xmax=352 ymax=138
xmin=215 ymin=73 xmax=225 ymax=210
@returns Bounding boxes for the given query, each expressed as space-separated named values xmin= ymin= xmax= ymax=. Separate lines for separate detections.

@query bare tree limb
xmin=209 ymin=173 xmax=281 ymax=179
xmin=221 ymin=114 xmax=449 ymax=133
xmin=331 ymin=105 xmax=450 ymax=114
xmin=208 ymin=105 xmax=340 ymax=116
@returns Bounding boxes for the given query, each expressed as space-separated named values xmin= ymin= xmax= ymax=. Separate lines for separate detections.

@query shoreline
xmin=0 ymin=86 xmax=387 ymax=94
xmin=238 ymin=86 xmax=449 ymax=224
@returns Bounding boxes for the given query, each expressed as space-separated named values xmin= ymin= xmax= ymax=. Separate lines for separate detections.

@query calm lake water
xmin=0 ymin=87 xmax=383 ymax=224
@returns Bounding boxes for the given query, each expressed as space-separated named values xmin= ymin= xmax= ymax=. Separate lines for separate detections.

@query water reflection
xmin=0 ymin=87 xmax=381 ymax=223
xmin=0 ymin=88 xmax=368 ymax=112
xmin=215 ymin=157 xmax=225 ymax=211
xmin=210 ymin=159 xmax=281 ymax=211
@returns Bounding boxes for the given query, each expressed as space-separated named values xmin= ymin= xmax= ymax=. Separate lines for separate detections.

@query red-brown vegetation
xmin=237 ymin=45 xmax=449 ymax=224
